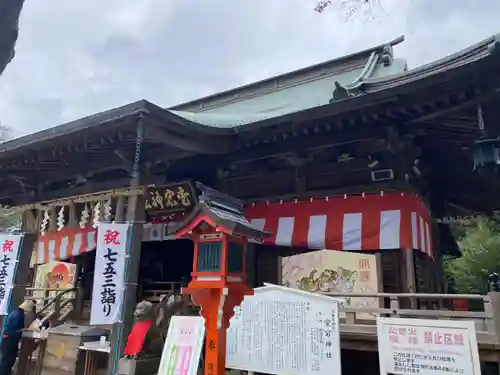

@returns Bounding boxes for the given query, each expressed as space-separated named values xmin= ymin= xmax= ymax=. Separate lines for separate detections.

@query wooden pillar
xmin=107 ymin=193 xmax=145 ymax=375
xmin=245 ymin=242 xmax=257 ymax=288
xmin=108 ymin=118 xmax=145 ymax=375
xmin=433 ymin=223 xmax=446 ymax=295
xmin=375 ymin=253 xmax=384 ymax=308
xmin=403 ymin=248 xmax=417 ymax=308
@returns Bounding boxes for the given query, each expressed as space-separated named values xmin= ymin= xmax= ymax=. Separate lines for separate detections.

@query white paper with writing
xmin=158 ymin=316 xmax=205 ymax=375
xmin=226 ymin=283 xmax=341 ymax=375
xmin=377 ymin=317 xmax=481 ymax=375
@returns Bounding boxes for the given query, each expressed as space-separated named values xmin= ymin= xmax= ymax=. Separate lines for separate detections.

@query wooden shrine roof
xmin=1 ymin=33 xmax=500 ymax=214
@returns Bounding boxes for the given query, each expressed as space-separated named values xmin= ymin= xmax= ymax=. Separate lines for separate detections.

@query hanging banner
xmin=158 ymin=316 xmax=205 ymax=375
xmin=0 ymin=233 xmax=23 ymax=315
xmin=377 ymin=317 xmax=481 ymax=375
xmin=90 ymin=223 xmax=130 ymax=325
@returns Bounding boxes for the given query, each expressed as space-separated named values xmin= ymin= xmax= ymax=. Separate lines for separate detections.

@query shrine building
xmin=1 ymin=32 xmax=500 ymax=349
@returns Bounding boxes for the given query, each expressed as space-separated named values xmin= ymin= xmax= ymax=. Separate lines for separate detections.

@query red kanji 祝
xmin=1 ymin=240 xmax=14 ymax=253
xmin=103 ymin=230 xmax=120 ymax=245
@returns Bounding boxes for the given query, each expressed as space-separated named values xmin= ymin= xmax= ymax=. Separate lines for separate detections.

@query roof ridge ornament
xmin=329 ymin=81 xmax=351 ymax=103
xmin=380 ymin=43 xmax=394 ymax=66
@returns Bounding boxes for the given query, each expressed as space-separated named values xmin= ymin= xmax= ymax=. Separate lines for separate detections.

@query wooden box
xmin=40 ymin=324 xmax=108 ymax=375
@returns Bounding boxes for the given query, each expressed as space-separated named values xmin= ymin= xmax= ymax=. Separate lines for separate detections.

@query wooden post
xmin=277 ymin=255 xmax=283 ymax=286
xmin=375 ymin=253 xmax=384 ymax=308
xmin=245 ymin=242 xmax=256 ymax=288
xmin=106 ymin=194 xmax=145 ymax=375
xmin=404 ymin=248 xmax=417 ymax=308
xmin=488 ymin=292 xmax=500 ymax=343
xmin=107 ymin=118 xmax=145 ymax=375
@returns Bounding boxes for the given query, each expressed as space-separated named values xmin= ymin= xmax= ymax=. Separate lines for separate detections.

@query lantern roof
xmin=175 ymin=183 xmax=271 ymax=240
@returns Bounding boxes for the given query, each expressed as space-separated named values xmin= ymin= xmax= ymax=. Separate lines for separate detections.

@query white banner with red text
xmin=90 ymin=223 xmax=130 ymax=325
xmin=0 ymin=233 xmax=23 ymax=315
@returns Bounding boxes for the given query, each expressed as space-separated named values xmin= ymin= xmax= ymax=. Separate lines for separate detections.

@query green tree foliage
xmin=445 ymin=217 xmax=500 ymax=294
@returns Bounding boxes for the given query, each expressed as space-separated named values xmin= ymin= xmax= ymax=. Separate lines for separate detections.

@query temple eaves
xmin=0 ymin=32 xmax=499 ymax=154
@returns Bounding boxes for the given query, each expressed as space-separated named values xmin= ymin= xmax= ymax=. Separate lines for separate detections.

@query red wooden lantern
xmin=176 ymin=184 xmax=269 ymax=375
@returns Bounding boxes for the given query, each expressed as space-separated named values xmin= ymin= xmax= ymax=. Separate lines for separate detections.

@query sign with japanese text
xmin=145 ymin=181 xmax=196 ymax=214
xmin=90 ymin=223 xmax=130 ymax=325
xmin=158 ymin=316 xmax=205 ymax=375
xmin=226 ymin=283 xmax=341 ymax=375
xmin=377 ymin=317 xmax=480 ymax=375
xmin=0 ymin=233 xmax=22 ymax=315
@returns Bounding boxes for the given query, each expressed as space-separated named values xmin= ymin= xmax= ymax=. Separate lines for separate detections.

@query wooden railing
xmin=24 ymin=286 xmax=500 ymax=349
xmin=321 ymin=291 xmax=500 ymax=346
xmin=142 ymin=281 xmax=182 ymax=303
xmin=24 ymin=287 xmax=79 ymax=326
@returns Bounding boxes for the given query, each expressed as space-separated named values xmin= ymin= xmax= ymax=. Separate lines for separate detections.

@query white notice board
xmin=377 ymin=317 xmax=481 ymax=375
xmin=158 ymin=316 xmax=205 ymax=375
xmin=226 ymin=283 xmax=341 ymax=375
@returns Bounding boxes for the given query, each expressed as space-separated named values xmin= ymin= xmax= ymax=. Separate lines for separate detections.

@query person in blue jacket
xmin=0 ymin=300 xmax=35 ymax=375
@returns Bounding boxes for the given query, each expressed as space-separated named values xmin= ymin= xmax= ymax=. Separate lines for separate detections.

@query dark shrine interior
xmin=139 ymin=239 xmax=194 ymax=288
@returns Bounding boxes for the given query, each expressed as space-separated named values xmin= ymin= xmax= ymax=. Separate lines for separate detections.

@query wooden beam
xmin=231 ymin=128 xmax=385 ymax=164
xmin=142 ymin=124 xmax=232 ymax=154
xmin=407 ymin=88 xmax=500 ymax=124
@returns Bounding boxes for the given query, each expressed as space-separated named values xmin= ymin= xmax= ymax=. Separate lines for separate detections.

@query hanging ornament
xmin=472 ymin=104 xmax=500 ymax=172
xmin=103 ymin=198 xmax=112 ymax=222
xmin=92 ymin=201 xmax=101 ymax=228
xmin=57 ymin=206 xmax=65 ymax=232
xmin=79 ymin=203 xmax=90 ymax=229
xmin=40 ymin=210 xmax=50 ymax=234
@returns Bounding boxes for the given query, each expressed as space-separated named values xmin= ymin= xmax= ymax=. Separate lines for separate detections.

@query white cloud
xmin=0 ymin=0 xmax=499 ymax=137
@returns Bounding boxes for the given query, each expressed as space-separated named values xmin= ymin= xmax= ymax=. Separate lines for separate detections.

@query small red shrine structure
xmin=175 ymin=183 xmax=270 ymax=375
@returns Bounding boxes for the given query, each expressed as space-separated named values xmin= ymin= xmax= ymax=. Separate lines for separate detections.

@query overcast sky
xmin=0 ymin=0 xmax=499 ymax=137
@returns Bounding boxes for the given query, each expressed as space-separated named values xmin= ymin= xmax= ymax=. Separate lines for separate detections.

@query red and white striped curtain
xmin=31 ymin=192 xmax=434 ymax=266
xmin=244 ymin=192 xmax=433 ymax=257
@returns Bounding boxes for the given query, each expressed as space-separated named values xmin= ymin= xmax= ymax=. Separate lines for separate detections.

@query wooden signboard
xmin=145 ymin=181 xmax=197 ymax=214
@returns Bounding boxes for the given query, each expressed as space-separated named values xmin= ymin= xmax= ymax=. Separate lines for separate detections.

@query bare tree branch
xmin=0 ymin=123 xmax=12 ymax=143
xmin=315 ymin=0 xmax=386 ymax=22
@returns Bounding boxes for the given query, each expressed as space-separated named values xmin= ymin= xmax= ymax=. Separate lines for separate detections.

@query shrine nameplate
xmin=145 ymin=181 xmax=196 ymax=214
xmin=226 ymin=283 xmax=342 ymax=375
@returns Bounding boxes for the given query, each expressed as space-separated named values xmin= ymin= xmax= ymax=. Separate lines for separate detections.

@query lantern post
xmin=175 ymin=184 xmax=269 ymax=375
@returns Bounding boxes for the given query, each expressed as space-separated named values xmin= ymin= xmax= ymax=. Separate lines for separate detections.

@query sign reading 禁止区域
xmin=145 ymin=181 xmax=196 ymax=214
xmin=377 ymin=317 xmax=481 ymax=375
xmin=0 ymin=233 xmax=23 ymax=315
xmin=90 ymin=223 xmax=130 ymax=325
